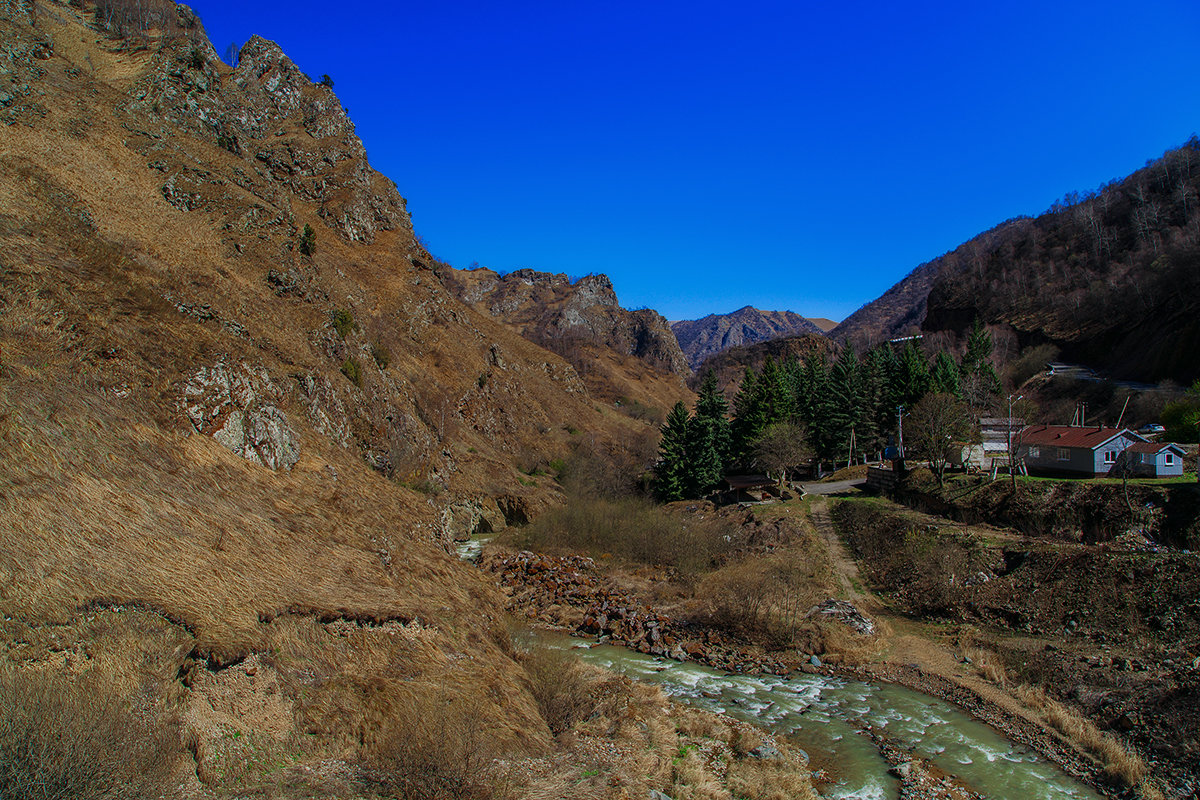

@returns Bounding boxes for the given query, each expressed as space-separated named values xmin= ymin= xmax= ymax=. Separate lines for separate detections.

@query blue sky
xmin=191 ymin=1 xmax=1199 ymax=323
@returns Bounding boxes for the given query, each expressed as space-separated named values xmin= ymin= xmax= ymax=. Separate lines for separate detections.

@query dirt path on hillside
xmin=809 ymin=498 xmax=876 ymax=611
xmin=805 ymin=499 xmax=1108 ymax=789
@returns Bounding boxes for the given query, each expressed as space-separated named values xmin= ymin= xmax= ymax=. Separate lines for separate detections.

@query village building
xmin=1123 ymin=442 xmax=1186 ymax=478
xmin=1015 ymin=424 xmax=1147 ymax=477
xmin=948 ymin=417 xmax=1023 ymax=471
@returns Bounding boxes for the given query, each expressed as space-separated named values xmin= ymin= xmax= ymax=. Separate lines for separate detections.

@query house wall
xmin=1092 ymin=433 xmax=1142 ymax=475
xmin=1021 ymin=444 xmax=1095 ymax=475
xmin=1154 ymin=451 xmax=1184 ymax=477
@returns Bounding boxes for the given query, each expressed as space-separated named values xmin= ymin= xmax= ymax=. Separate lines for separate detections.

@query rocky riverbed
xmin=481 ymin=547 xmax=1116 ymax=799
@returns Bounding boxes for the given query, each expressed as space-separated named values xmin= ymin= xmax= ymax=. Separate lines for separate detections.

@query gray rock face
xmin=671 ymin=306 xmax=825 ymax=371
xmin=182 ymin=361 xmax=300 ymax=470
xmin=449 ymin=267 xmax=690 ymax=376
xmin=121 ymin=29 xmax=410 ymax=244
xmin=440 ymin=498 xmax=508 ymax=540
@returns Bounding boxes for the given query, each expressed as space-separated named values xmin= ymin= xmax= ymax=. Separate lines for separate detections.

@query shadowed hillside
xmin=833 ymin=139 xmax=1200 ymax=384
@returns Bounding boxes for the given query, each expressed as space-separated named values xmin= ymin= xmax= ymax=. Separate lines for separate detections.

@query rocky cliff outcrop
xmin=450 ymin=267 xmax=690 ymax=376
xmin=671 ymin=306 xmax=825 ymax=371
xmin=121 ymin=27 xmax=410 ymax=245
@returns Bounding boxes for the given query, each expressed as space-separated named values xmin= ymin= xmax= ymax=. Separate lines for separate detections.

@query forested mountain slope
xmin=834 ymin=140 xmax=1200 ymax=384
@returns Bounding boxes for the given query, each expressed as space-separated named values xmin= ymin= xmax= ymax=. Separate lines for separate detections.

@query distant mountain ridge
xmin=671 ymin=306 xmax=826 ymax=370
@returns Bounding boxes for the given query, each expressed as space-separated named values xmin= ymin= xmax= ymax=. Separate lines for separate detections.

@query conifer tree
xmin=930 ymin=350 xmax=961 ymax=397
xmin=652 ymin=402 xmax=691 ymax=501
xmin=865 ymin=345 xmax=899 ymax=452
xmin=895 ymin=341 xmax=931 ymax=408
xmin=683 ymin=416 xmax=722 ymax=498
xmin=826 ymin=346 xmax=865 ymax=465
xmin=959 ymin=320 xmax=1001 ymax=409
xmin=693 ymin=371 xmax=732 ymax=468
xmin=731 ymin=367 xmax=766 ymax=463
xmin=794 ymin=353 xmax=832 ymax=462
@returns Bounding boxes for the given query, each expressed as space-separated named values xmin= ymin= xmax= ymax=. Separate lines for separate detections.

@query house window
xmin=1166 ymin=453 xmax=1175 ymax=466
xmin=1028 ymin=446 xmax=1040 ymax=459
xmin=1057 ymin=448 xmax=1070 ymax=461
xmin=1104 ymin=450 xmax=1116 ymax=464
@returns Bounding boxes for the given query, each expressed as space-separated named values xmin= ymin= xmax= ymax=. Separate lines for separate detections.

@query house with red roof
xmin=1015 ymin=424 xmax=1148 ymax=477
xmin=1124 ymin=442 xmax=1186 ymax=478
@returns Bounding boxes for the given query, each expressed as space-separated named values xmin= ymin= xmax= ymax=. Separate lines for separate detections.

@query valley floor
xmin=482 ymin=487 xmax=1196 ymax=800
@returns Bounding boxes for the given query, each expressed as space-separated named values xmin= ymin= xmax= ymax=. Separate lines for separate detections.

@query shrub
xmin=365 ymin=692 xmax=500 ymax=800
xmin=188 ymin=47 xmax=205 ymax=70
xmin=370 ymin=343 xmax=390 ymax=369
xmin=341 ymin=357 xmax=361 ymax=386
xmin=0 ymin=663 xmax=177 ymax=800
xmin=518 ymin=643 xmax=595 ymax=735
xmin=331 ymin=308 xmax=356 ymax=338
xmin=511 ymin=496 xmax=732 ymax=575
xmin=298 ymin=223 xmax=317 ymax=257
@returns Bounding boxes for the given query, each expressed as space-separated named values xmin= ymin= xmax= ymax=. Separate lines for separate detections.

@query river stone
xmin=748 ymin=743 xmax=781 ymax=760
xmin=889 ymin=761 xmax=914 ymax=778
xmin=810 ymin=654 xmax=823 ymax=667
xmin=649 ymin=791 xmax=674 ymax=800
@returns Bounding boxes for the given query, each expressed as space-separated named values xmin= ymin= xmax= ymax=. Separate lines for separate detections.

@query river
xmin=459 ymin=534 xmax=1104 ymax=799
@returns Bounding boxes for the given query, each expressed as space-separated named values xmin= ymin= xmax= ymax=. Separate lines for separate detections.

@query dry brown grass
xmin=1013 ymin=684 xmax=1160 ymax=797
xmin=510 ymin=495 xmax=735 ymax=575
xmin=965 ymin=647 xmax=1010 ymax=686
xmin=518 ymin=641 xmax=597 ymax=736
xmin=697 ymin=526 xmax=840 ymax=651
xmin=0 ymin=660 xmax=179 ymax=800
xmin=365 ymin=690 xmax=510 ymax=800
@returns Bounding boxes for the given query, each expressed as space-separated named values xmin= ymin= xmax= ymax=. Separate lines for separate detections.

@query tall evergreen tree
xmin=794 ymin=353 xmax=832 ymax=462
xmin=652 ymin=402 xmax=691 ymax=501
xmin=758 ymin=355 xmax=789 ymax=426
xmin=960 ymin=320 xmax=1001 ymax=409
xmin=683 ymin=416 xmax=722 ymax=498
xmin=895 ymin=341 xmax=931 ymax=408
xmin=930 ymin=350 xmax=961 ymax=397
xmin=827 ymin=346 xmax=865 ymax=465
xmin=731 ymin=367 xmax=766 ymax=463
xmin=694 ymin=370 xmax=732 ymax=468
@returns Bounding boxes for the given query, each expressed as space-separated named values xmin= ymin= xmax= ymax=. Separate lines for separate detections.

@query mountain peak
xmin=671 ymin=307 xmax=826 ymax=370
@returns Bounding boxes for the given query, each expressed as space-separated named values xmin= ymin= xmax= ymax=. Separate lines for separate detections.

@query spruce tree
xmin=959 ymin=319 xmax=1001 ymax=408
xmin=694 ymin=371 xmax=732 ymax=469
xmin=653 ymin=402 xmax=691 ymax=501
xmin=794 ymin=353 xmax=832 ymax=463
xmin=731 ymin=367 xmax=767 ymax=464
xmin=827 ymin=346 xmax=864 ymax=466
xmin=895 ymin=341 xmax=931 ymax=408
xmin=683 ymin=416 xmax=722 ymax=498
xmin=931 ymin=350 xmax=961 ymax=396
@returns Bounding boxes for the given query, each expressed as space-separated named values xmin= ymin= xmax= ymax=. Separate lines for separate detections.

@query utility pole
xmin=1008 ymin=393 xmax=1022 ymax=490
xmin=897 ymin=406 xmax=905 ymax=460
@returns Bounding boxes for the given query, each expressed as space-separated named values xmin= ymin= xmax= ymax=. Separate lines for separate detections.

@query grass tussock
xmin=510 ymin=496 xmax=733 ymax=575
xmin=0 ymin=661 xmax=179 ymax=800
xmin=365 ymin=690 xmax=508 ymax=800
xmin=965 ymin=647 xmax=1010 ymax=686
xmin=518 ymin=641 xmax=597 ymax=736
xmin=1014 ymin=684 xmax=1160 ymax=796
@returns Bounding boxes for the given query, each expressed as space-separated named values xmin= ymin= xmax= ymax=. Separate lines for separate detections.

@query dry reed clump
xmin=698 ymin=547 xmax=830 ymax=650
xmin=518 ymin=641 xmax=597 ymax=736
xmin=0 ymin=661 xmax=179 ymax=800
xmin=511 ymin=496 xmax=734 ymax=575
xmin=364 ymin=689 xmax=508 ymax=800
xmin=964 ymin=647 xmax=1010 ymax=686
xmin=1013 ymin=684 xmax=1160 ymax=797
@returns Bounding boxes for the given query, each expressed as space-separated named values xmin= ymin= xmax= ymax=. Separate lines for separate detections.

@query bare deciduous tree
xmin=751 ymin=421 xmax=812 ymax=491
xmin=908 ymin=393 xmax=975 ymax=487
